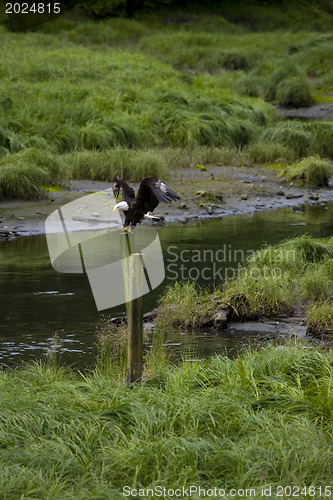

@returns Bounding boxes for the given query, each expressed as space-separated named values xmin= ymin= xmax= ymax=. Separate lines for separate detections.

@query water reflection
xmin=0 ymin=203 xmax=332 ymax=366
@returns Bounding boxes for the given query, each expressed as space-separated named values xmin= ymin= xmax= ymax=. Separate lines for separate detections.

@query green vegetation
xmin=307 ymin=302 xmax=333 ymax=336
xmin=225 ymin=235 xmax=333 ymax=316
xmin=75 ymin=0 xmax=333 ymax=31
xmin=158 ymin=236 xmax=333 ymax=334
xmin=280 ymin=156 xmax=332 ymax=187
xmin=0 ymin=342 xmax=333 ymax=498
xmin=156 ymin=281 xmax=216 ymax=330
xmin=275 ymin=76 xmax=313 ymax=108
xmin=1 ymin=2 xmax=333 ymax=199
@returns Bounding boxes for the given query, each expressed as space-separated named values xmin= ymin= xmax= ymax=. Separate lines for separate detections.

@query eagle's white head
xmin=113 ymin=201 xmax=129 ymax=212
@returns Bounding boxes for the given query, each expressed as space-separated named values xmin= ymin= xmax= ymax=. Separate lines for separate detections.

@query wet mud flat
xmin=1 ymin=163 xmax=332 ymax=239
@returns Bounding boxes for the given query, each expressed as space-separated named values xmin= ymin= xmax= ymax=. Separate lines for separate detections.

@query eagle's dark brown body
xmin=113 ymin=176 xmax=180 ymax=229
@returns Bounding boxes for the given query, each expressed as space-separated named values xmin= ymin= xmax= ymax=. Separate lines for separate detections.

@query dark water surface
xmin=1 ymin=203 xmax=332 ymax=366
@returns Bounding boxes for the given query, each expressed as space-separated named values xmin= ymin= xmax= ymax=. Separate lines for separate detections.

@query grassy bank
xmin=157 ymin=235 xmax=333 ymax=335
xmin=1 ymin=5 xmax=333 ymax=198
xmin=0 ymin=343 xmax=333 ymax=498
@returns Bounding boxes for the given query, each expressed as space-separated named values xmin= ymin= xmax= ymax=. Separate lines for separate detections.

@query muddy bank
xmin=1 ymin=164 xmax=332 ymax=238
xmin=108 ymin=306 xmax=313 ymax=346
xmin=108 ymin=302 xmax=331 ymax=342
xmin=276 ymin=99 xmax=333 ymax=120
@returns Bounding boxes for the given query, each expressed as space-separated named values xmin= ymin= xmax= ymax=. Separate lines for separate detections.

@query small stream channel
xmin=0 ymin=202 xmax=332 ymax=367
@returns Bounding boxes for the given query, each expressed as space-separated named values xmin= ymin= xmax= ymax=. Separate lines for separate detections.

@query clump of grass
xmin=301 ymin=42 xmax=333 ymax=78
xmin=0 ymin=148 xmax=64 ymax=199
xmin=156 ymin=281 xmax=216 ymax=329
xmin=237 ymin=73 xmax=269 ymax=99
xmin=275 ymin=76 xmax=313 ymax=108
xmin=224 ymin=235 xmax=333 ymax=317
xmin=157 ymin=236 xmax=333 ymax=327
xmin=318 ymin=69 xmax=333 ymax=88
xmin=280 ymin=235 xmax=333 ymax=263
xmin=280 ymin=155 xmax=332 ymax=187
xmin=268 ymin=63 xmax=302 ymax=101
xmin=261 ymin=122 xmax=312 ymax=159
xmin=300 ymin=260 xmax=333 ymax=301
xmin=0 ymin=125 xmax=23 ymax=153
xmin=221 ymin=50 xmax=250 ymax=71
xmin=65 ymin=146 xmax=245 ymax=185
xmin=226 ymin=268 xmax=296 ymax=317
xmin=307 ymin=301 xmax=333 ymax=336
xmin=247 ymin=140 xmax=293 ymax=164
xmin=143 ymin=329 xmax=172 ymax=378
xmin=305 ymin=121 xmax=333 ymax=159
xmin=95 ymin=322 xmax=128 ymax=378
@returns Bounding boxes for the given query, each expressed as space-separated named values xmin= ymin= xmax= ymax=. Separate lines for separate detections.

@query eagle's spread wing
xmin=113 ymin=176 xmax=135 ymax=201
xmin=135 ymin=177 xmax=180 ymax=213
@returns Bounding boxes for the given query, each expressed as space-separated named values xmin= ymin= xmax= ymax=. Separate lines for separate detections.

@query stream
xmin=0 ymin=202 xmax=332 ymax=367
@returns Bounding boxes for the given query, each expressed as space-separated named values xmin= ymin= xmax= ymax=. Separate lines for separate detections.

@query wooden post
xmin=120 ymin=233 xmax=144 ymax=384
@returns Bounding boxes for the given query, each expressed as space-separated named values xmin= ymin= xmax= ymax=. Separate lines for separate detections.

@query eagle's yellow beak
xmin=112 ymin=207 xmax=118 ymax=212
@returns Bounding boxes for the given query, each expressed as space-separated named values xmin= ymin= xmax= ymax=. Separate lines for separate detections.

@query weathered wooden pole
xmin=121 ymin=232 xmax=144 ymax=384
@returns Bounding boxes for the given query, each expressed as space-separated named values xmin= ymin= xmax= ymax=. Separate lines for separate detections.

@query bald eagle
xmin=112 ymin=176 xmax=180 ymax=231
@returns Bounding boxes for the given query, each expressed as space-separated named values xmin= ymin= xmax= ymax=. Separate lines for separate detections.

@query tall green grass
xmin=156 ymin=281 xmax=216 ymax=329
xmin=224 ymin=235 xmax=333 ymax=317
xmin=0 ymin=31 xmax=278 ymax=198
xmin=0 ymin=342 xmax=332 ymax=498
xmin=0 ymin=148 xmax=65 ymax=199
xmin=1 ymin=11 xmax=333 ymax=198
xmin=307 ymin=302 xmax=333 ymax=336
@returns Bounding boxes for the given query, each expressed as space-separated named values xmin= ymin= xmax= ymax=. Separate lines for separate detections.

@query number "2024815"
xmin=6 ymin=3 xmax=61 ymax=14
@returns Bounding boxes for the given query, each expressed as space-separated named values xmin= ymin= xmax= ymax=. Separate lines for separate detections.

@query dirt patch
xmin=0 ymin=165 xmax=332 ymax=238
